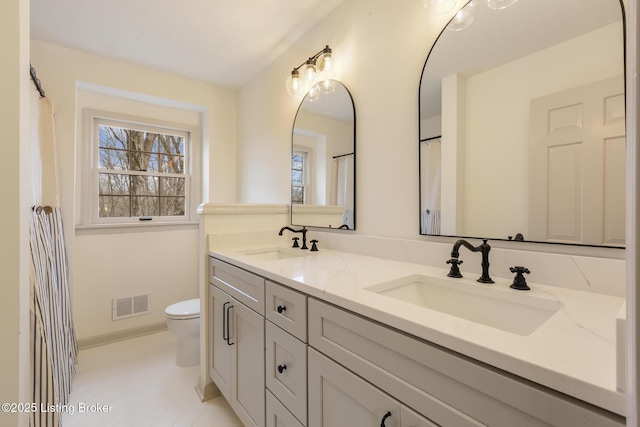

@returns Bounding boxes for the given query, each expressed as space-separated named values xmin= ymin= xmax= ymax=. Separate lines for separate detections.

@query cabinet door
xmin=308 ymin=348 xmax=400 ymax=427
xmin=209 ymin=284 xmax=232 ymax=400
xmin=230 ymin=295 xmax=265 ymax=427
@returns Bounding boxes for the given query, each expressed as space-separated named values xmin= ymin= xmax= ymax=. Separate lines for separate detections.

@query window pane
xmin=160 ymin=197 xmax=186 ymax=216
xmin=292 ymin=154 xmax=303 ymax=170
xmin=291 ymin=186 xmax=304 ymax=204
xmin=99 ymin=125 xmax=128 ymax=150
xmin=99 ymin=148 xmax=128 ymax=170
xmin=99 ymin=173 xmax=129 ymax=195
xmin=99 ymin=196 xmax=130 ymax=217
xmin=131 ymin=196 xmax=159 ymax=217
xmin=131 ymin=175 xmax=158 ymax=196
xmin=160 ymin=177 xmax=185 ymax=197
xmin=158 ymin=154 xmax=184 ymax=174
xmin=291 ymin=170 xmax=303 ymax=185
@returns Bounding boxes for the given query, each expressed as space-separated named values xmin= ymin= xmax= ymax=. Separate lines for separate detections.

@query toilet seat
xmin=165 ymin=298 xmax=200 ymax=320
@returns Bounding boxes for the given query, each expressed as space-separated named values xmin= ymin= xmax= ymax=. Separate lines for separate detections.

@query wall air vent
xmin=113 ymin=294 xmax=150 ymax=320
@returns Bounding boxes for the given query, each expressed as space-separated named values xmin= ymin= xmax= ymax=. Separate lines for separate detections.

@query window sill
xmin=75 ymin=221 xmax=199 ymax=235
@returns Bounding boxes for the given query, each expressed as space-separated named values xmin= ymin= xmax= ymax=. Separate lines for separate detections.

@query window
xmin=291 ymin=150 xmax=308 ymax=204
xmin=85 ymin=112 xmax=196 ymax=225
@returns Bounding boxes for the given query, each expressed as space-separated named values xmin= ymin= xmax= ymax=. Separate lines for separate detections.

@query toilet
xmin=165 ymin=298 xmax=200 ymax=367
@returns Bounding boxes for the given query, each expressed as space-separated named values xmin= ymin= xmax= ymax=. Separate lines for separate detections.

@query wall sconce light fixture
xmin=286 ymin=45 xmax=335 ymax=97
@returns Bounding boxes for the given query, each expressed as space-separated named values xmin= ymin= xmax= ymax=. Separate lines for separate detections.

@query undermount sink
xmin=365 ymin=275 xmax=563 ymax=336
xmin=241 ymin=247 xmax=309 ymax=261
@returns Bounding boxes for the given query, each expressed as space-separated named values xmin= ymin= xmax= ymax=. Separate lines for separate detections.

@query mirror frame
xmin=291 ymin=80 xmax=356 ymax=230
xmin=418 ymin=0 xmax=627 ymax=249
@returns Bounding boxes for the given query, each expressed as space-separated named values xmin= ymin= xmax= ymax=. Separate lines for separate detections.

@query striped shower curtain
xmin=29 ymin=88 xmax=77 ymax=427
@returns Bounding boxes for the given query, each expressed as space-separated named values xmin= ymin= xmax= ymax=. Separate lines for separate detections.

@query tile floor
xmin=62 ymin=331 xmax=243 ymax=427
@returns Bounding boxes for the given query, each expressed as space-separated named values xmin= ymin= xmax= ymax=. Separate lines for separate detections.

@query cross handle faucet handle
xmin=509 ymin=266 xmax=531 ymax=291
xmin=446 ymin=258 xmax=463 ymax=278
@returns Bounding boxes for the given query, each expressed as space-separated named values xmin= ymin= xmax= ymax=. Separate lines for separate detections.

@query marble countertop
xmin=209 ymin=243 xmax=625 ymax=416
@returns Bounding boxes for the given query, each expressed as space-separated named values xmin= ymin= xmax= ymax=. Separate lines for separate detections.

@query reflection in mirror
xmin=419 ymin=0 xmax=625 ymax=247
xmin=291 ymin=80 xmax=355 ymax=229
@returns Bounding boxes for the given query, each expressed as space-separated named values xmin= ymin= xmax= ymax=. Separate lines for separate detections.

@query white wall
xmin=238 ymin=0 xmax=456 ymax=238
xmin=30 ymin=40 xmax=239 ymax=339
xmin=0 ymin=0 xmax=31 ymax=425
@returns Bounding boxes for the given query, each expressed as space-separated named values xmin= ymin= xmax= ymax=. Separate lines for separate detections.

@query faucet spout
xmin=278 ymin=226 xmax=308 ymax=249
xmin=448 ymin=239 xmax=494 ymax=284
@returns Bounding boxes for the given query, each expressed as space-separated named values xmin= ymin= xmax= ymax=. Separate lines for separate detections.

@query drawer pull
xmin=222 ymin=301 xmax=230 ymax=341
xmin=380 ymin=411 xmax=391 ymax=427
xmin=277 ymin=364 xmax=287 ymax=374
xmin=277 ymin=305 xmax=287 ymax=314
xmin=224 ymin=303 xmax=234 ymax=346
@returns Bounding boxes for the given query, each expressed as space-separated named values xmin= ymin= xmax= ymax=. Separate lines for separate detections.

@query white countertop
xmin=209 ymin=243 xmax=625 ymax=416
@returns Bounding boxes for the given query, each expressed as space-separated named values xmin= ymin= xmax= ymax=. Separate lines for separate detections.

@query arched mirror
xmin=291 ymin=80 xmax=356 ymax=229
xmin=419 ymin=0 xmax=625 ymax=247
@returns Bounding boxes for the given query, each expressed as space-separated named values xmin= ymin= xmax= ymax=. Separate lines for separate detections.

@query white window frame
xmin=80 ymin=109 xmax=200 ymax=226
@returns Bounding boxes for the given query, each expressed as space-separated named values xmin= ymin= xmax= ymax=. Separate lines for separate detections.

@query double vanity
xmin=205 ymin=231 xmax=626 ymax=427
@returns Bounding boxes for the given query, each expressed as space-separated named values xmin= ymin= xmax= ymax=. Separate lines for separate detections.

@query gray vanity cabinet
xmin=209 ymin=259 xmax=265 ymax=427
xmin=308 ymin=298 xmax=623 ymax=427
xmin=207 ymin=257 xmax=624 ymax=427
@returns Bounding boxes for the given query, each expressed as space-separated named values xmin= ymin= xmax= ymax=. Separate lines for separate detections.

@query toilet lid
xmin=165 ymin=298 xmax=200 ymax=320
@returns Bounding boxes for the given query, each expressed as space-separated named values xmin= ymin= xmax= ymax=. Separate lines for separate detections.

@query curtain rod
xmin=332 ymin=152 xmax=354 ymax=159
xmin=30 ymin=64 xmax=46 ymax=98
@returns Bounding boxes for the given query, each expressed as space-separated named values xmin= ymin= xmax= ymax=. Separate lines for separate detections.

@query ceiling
xmin=30 ymin=0 xmax=346 ymax=89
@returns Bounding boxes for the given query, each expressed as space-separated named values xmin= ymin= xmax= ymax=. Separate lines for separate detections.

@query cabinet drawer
xmin=266 ymin=321 xmax=307 ymax=424
xmin=267 ymin=390 xmax=305 ymax=427
xmin=266 ymin=281 xmax=307 ymax=342
xmin=308 ymin=298 xmax=623 ymax=427
xmin=210 ymin=257 xmax=265 ymax=315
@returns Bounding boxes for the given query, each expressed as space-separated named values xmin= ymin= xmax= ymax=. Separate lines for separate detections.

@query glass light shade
xmin=317 ymin=79 xmax=336 ymax=94
xmin=285 ymin=70 xmax=305 ymax=96
xmin=486 ymin=0 xmax=518 ymax=10
xmin=422 ymin=0 xmax=456 ymax=15
xmin=447 ymin=1 xmax=476 ymax=31
xmin=306 ymin=85 xmax=320 ymax=102
xmin=316 ymin=46 xmax=335 ymax=79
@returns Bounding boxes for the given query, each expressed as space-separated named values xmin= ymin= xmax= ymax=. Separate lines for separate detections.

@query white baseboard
xmin=77 ymin=322 xmax=168 ymax=350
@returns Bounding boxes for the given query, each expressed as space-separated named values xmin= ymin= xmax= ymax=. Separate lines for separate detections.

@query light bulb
xmin=303 ymin=59 xmax=317 ymax=86
xmin=486 ymin=0 xmax=518 ymax=10
xmin=422 ymin=0 xmax=456 ymax=16
xmin=285 ymin=69 xmax=304 ymax=96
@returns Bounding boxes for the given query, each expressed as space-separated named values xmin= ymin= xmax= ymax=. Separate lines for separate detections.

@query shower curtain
xmin=420 ymin=138 xmax=442 ymax=234
xmin=331 ymin=154 xmax=354 ymax=229
xmin=29 ymin=86 xmax=77 ymax=427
